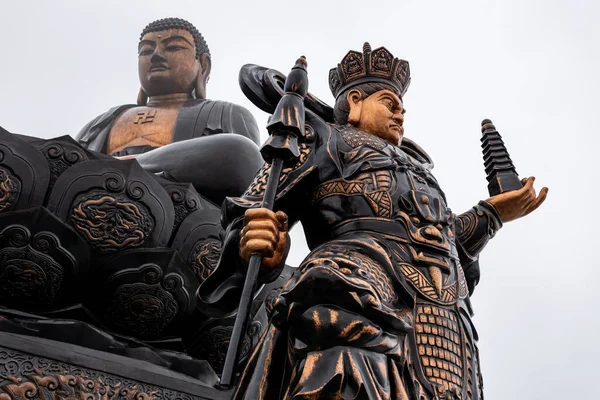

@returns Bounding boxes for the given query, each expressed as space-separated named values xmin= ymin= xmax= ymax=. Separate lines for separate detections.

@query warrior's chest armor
xmin=314 ymin=128 xmax=454 ymax=252
xmin=311 ymin=127 xmax=470 ymax=302
xmin=107 ymin=104 xmax=182 ymax=156
xmin=318 ymin=128 xmax=480 ymax=399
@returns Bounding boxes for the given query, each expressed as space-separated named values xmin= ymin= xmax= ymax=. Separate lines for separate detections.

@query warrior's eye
xmin=382 ymin=98 xmax=394 ymax=110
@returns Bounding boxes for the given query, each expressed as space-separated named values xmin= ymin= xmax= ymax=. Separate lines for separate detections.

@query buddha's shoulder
xmin=90 ymin=104 xmax=137 ymax=125
xmin=75 ymin=104 xmax=136 ymax=145
xmin=185 ymin=99 xmax=260 ymax=144
xmin=184 ymin=99 xmax=254 ymax=119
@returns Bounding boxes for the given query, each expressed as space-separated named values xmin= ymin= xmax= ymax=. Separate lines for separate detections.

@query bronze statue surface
xmin=106 ymin=23 xmax=207 ymax=155
xmin=198 ymin=43 xmax=548 ymax=399
xmin=76 ymin=17 xmax=263 ymax=207
xmin=78 ymin=18 xmax=259 ymax=154
xmin=0 ymin=18 xmax=272 ymax=395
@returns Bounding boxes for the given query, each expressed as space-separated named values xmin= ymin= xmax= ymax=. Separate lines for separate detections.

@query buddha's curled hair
xmin=140 ymin=17 xmax=210 ymax=60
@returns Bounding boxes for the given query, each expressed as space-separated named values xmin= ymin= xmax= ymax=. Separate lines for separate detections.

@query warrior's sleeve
xmin=197 ymin=137 xmax=319 ymax=317
xmin=454 ymin=200 xmax=503 ymax=294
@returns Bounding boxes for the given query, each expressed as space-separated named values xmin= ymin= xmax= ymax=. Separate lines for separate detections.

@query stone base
xmin=0 ymin=332 xmax=231 ymax=399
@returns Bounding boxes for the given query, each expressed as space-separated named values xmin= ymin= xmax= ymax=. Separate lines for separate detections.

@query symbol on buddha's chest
xmin=133 ymin=110 xmax=157 ymax=124
xmin=108 ymin=107 xmax=180 ymax=154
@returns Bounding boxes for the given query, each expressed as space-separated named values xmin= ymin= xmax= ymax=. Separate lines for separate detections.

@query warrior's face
xmin=138 ymin=29 xmax=200 ymax=97
xmin=348 ymin=89 xmax=405 ymax=146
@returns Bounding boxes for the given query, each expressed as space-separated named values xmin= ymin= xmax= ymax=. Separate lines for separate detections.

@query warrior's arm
xmin=453 ymin=201 xmax=503 ymax=294
xmin=197 ymin=140 xmax=318 ymax=317
xmin=455 ymin=176 xmax=548 ymax=293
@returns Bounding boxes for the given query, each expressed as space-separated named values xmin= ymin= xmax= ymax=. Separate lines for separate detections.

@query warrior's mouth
xmin=390 ymin=123 xmax=404 ymax=133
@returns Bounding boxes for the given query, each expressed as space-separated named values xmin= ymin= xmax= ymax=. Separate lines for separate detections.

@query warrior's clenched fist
xmin=240 ymin=208 xmax=289 ymax=271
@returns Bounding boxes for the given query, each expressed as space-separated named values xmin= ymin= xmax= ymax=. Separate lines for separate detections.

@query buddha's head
xmin=137 ymin=18 xmax=211 ymax=104
xmin=330 ymin=43 xmax=410 ymax=146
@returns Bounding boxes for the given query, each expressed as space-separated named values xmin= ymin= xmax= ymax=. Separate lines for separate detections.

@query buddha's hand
xmin=240 ymin=208 xmax=289 ymax=272
xmin=485 ymin=176 xmax=549 ymax=223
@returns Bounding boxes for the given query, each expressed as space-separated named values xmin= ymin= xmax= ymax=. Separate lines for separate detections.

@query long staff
xmin=220 ymin=56 xmax=309 ymax=389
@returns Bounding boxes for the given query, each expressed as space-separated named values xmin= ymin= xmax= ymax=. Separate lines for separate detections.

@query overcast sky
xmin=1 ymin=0 xmax=598 ymax=398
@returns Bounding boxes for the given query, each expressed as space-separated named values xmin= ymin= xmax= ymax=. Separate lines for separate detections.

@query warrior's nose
xmin=392 ymin=112 xmax=404 ymax=126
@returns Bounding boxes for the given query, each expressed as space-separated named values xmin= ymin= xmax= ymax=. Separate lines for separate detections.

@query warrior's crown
xmin=329 ymin=42 xmax=410 ymax=99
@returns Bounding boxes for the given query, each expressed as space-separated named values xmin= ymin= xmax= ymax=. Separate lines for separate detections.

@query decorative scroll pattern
xmin=71 ymin=191 xmax=154 ymax=253
xmin=0 ymin=168 xmax=20 ymax=213
xmin=0 ymin=347 xmax=196 ymax=400
xmin=37 ymin=141 xmax=87 ymax=189
xmin=106 ymin=283 xmax=178 ymax=339
xmin=103 ymin=264 xmax=183 ymax=340
xmin=0 ymin=225 xmax=73 ymax=309
xmin=191 ymin=322 xmax=259 ymax=375
xmin=161 ymin=183 xmax=201 ymax=239
xmin=0 ymin=247 xmax=63 ymax=307
xmin=415 ymin=304 xmax=463 ymax=397
xmin=190 ymin=239 xmax=221 ymax=282
xmin=0 ymin=135 xmax=50 ymax=211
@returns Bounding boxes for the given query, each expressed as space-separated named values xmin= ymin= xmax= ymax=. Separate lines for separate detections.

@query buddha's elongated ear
xmin=137 ymin=88 xmax=148 ymax=106
xmin=194 ymin=53 xmax=212 ymax=99
xmin=347 ymin=89 xmax=363 ymax=125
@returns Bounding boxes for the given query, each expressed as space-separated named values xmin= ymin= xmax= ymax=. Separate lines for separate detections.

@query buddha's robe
xmin=76 ymin=99 xmax=263 ymax=206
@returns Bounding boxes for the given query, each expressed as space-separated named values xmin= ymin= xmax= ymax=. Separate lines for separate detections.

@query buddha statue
xmin=0 ymin=19 xmax=273 ymax=389
xmin=76 ymin=17 xmax=262 ymax=206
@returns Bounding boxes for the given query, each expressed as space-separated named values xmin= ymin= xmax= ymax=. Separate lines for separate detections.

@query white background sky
xmin=1 ymin=0 xmax=598 ymax=398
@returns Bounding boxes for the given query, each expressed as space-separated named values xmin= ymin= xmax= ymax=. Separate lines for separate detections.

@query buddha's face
xmin=348 ymin=89 xmax=406 ymax=145
xmin=138 ymin=29 xmax=201 ymax=97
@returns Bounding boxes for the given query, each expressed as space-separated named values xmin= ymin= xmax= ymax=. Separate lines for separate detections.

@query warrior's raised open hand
xmin=485 ymin=176 xmax=548 ymax=223
xmin=240 ymin=208 xmax=289 ymax=272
